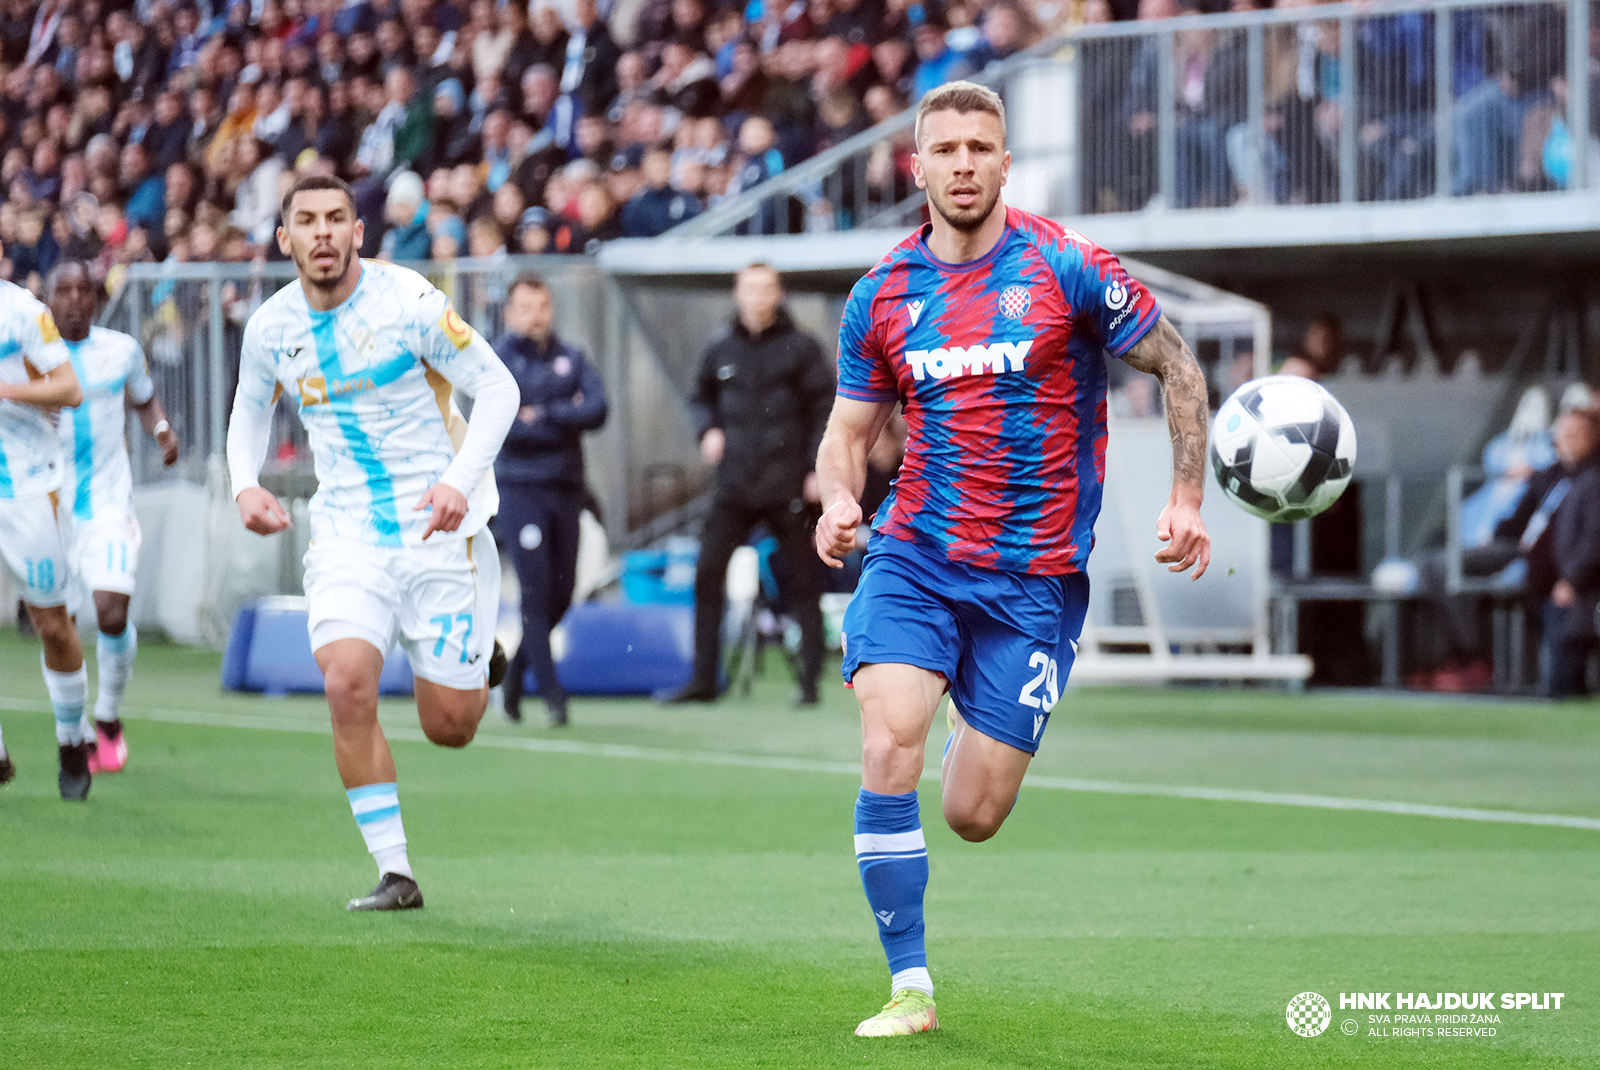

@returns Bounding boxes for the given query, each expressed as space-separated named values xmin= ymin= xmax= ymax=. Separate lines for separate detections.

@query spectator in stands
xmin=968 ymin=0 xmax=1043 ymax=70
xmin=449 ymin=161 xmax=493 ymax=223
xmin=429 ymin=207 xmax=466 ymax=259
xmin=121 ymin=141 xmax=165 ymax=235
xmin=1453 ymin=3 xmax=1565 ymax=195
xmin=1355 ymin=9 xmax=1435 ymax=202
xmin=622 ymin=144 xmax=704 ymax=236
xmin=492 ymin=273 xmax=610 ymax=727
xmin=143 ymin=90 xmax=192 ymax=173
xmin=1410 ymin=385 xmax=1556 ymax=692
xmin=379 ymin=170 xmax=431 ymax=261
xmin=911 ymin=19 xmax=962 ymax=101
xmin=467 ymin=215 xmax=506 ymax=257
xmin=563 ymin=0 xmax=623 ymax=117
xmin=491 ymin=180 xmax=529 ymax=240
xmin=1532 ymin=406 xmax=1600 ymax=697
xmin=719 ymin=37 xmax=768 ymax=120
xmin=527 ymin=6 xmax=571 ymax=78
xmin=1171 ymin=2 xmax=1245 ymax=209
xmin=232 ymin=136 xmax=284 ymax=246
xmin=659 ymin=263 xmax=834 ymax=707
xmin=1429 ymin=405 xmax=1600 ymax=696
xmin=1123 ymin=0 xmax=1179 ymax=210
xmin=650 ymin=35 xmax=722 ymax=121
xmin=1278 ymin=312 xmax=1344 ymax=379
xmin=420 ymin=77 xmax=475 ymax=174
xmin=515 ymin=205 xmax=553 ymax=253
xmin=730 ymin=114 xmax=788 ymax=233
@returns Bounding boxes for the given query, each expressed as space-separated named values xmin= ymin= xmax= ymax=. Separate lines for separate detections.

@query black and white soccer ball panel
xmin=1210 ymin=375 xmax=1357 ymax=523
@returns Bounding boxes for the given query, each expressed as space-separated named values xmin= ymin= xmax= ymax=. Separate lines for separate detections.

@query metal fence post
xmin=1435 ymin=5 xmax=1454 ymax=197
xmin=1569 ymin=0 xmax=1590 ymax=190
xmin=208 ymin=263 xmax=226 ymax=460
xmin=1339 ymin=13 xmax=1357 ymax=203
xmin=1067 ymin=45 xmax=1084 ymax=216
xmin=1157 ymin=29 xmax=1177 ymax=208
xmin=1247 ymin=23 xmax=1266 ymax=205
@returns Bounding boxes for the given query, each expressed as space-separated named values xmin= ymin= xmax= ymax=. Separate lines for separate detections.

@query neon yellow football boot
xmin=854 ymin=989 xmax=938 ymax=1037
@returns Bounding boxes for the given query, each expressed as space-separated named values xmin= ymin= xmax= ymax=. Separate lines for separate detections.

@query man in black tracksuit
xmin=661 ymin=263 xmax=836 ymax=705
xmin=493 ymin=275 xmax=609 ymax=726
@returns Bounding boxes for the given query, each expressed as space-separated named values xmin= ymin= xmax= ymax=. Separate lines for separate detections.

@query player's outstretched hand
xmin=416 ymin=483 xmax=469 ymax=540
xmin=237 ymin=487 xmax=292 ymax=535
xmin=1155 ymin=496 xmax=1210 ymax=580
xmin=815 ymin=499 xmax=862 ymax=569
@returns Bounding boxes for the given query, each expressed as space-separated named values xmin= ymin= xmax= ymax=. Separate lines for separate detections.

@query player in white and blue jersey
xmin=227 ymin=175 xmax=518 ymax=911
xmin=48 ymin=261 xmax=180 ymax=778
xmin=0 ymin=276 xmax=90 ymax=798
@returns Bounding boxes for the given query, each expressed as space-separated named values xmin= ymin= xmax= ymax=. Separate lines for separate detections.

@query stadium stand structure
xmin=7 ymin=0 xmax=1596 ymax=689
xmin=9 ymin=252 xmax=1311 ymax=685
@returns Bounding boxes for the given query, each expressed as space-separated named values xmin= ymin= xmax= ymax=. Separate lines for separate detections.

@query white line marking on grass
xmin=5 ymin=695 xmax=1600 ymax=831
xmin=1020 ymin=775 xmax=1600 ymax=831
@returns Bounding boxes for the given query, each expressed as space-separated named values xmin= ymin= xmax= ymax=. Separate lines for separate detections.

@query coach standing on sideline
xmin=493 ymin=275 xmax=609 ymax=727
xmin=658 ymin=263 xmax=835 ymax=706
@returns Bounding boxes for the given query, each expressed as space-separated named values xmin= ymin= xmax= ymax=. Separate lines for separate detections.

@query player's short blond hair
xmin=914 ymin=81 xmax=1007 ymax=150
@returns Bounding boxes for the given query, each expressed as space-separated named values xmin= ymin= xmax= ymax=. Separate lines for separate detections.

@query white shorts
xmin=302 ymin=531 xmax=499 ymax=691
xmin=0 ymin=492 xmax=70 ymax=607
xmin=64 ymin=503 xmax=143 ymax=596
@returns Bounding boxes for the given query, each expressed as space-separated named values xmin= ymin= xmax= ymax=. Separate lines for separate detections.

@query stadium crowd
xmin=0 ymin=0 xmax=1078 ymax=291
xmin=1084 ymin=0 xmax=1598 ymax=212
xmin=0 ymin=0 xmax=1587 ymax=282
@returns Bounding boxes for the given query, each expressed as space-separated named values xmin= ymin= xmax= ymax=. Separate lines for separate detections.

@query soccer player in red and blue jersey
xmin=815 ymin=81 xmax=1213 ymax=1037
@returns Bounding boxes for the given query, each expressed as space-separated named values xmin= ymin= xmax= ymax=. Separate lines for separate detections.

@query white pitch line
xmin=5 ymin=695 xmax=1600 ymax=831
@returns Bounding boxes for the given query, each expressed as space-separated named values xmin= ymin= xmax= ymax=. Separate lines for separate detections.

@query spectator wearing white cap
xmin=379 ymin=170 xmax=432 ymax=262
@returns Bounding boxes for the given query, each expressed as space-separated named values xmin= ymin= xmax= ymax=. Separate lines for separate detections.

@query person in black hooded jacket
xmin=659 ymin=263 xmax=836 ymax=705
xmin=492 ymin=274 xmax=609 ymax=726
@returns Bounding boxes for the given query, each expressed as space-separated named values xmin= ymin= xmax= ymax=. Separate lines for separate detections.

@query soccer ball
xmin=1210 ymin=376 xmax=1357 ymax=522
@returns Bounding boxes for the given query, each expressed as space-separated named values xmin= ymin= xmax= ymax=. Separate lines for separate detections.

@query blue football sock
xmin=854 ymin=788 xmax=930 ymax=992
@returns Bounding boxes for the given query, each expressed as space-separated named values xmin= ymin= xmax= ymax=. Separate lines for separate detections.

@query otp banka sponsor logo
xmin=1104 ymin=280 xmax=1130 ymax=311
xmin=903 ymin=339 xmax=1034 ymax=381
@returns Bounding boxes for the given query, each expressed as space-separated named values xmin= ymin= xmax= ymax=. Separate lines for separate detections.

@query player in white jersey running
xmin=48 ymin=261 xmax=180 ymax=776
xmin=0 ymin=277 xmax=90 ymax=798
xmin=227 ymin=175 xmax=518 ymax=911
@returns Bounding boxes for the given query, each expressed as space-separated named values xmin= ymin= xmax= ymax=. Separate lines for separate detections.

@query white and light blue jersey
xmin=56 ymin=327 xmax=153 ymax=522
xmin=0 ymin=280 xmax=70 ymax=500
xmin=235 ymin=259 xmax=502 ymax=546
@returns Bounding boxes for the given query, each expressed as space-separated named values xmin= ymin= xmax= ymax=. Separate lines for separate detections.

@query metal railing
xmin=98 ymin=257 xmax=644 ymax=541
xmin=673 ymin=0 xmax=1595 ymax=236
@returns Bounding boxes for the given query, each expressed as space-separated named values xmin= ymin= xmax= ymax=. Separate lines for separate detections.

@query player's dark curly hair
xmin=280 ymin=174 xmax=357 ymax=219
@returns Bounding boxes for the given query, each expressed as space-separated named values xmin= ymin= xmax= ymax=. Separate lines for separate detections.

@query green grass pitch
xmin=2 ymin=627 xmax=1599 ymax=1068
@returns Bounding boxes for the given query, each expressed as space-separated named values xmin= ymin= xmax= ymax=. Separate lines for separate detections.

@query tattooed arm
xmin=1122 ymin=314 xmax=1211 ymax=579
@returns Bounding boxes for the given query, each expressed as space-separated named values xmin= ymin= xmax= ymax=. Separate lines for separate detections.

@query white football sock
xmin=95 ymin=625 xmax=137 ymax=724
xmin=347 ymin=782 xmax=413 ymax=879
xmin=891 ymin=967 xmax=934 ymax=998
xmin=43 ymin=656 xmax=89 ymax=745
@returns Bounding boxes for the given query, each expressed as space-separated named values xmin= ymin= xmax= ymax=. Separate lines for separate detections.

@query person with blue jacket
xmin=492 ymin=274 xmax=609 ymax=726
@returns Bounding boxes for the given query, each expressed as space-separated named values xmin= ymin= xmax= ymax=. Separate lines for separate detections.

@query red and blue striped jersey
xmin=836 ymin=206 xmax=1160 ymax=576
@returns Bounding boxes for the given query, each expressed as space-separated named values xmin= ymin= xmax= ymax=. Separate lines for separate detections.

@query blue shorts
xmin=840 ymin=535 xmax=1089 ymax=754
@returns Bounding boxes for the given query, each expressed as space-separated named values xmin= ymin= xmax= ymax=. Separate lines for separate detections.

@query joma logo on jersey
xmin=297 ymin=375 xmax=377 ymax=405
xmin=903 ymin=340 xmax=1034 ymax=381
